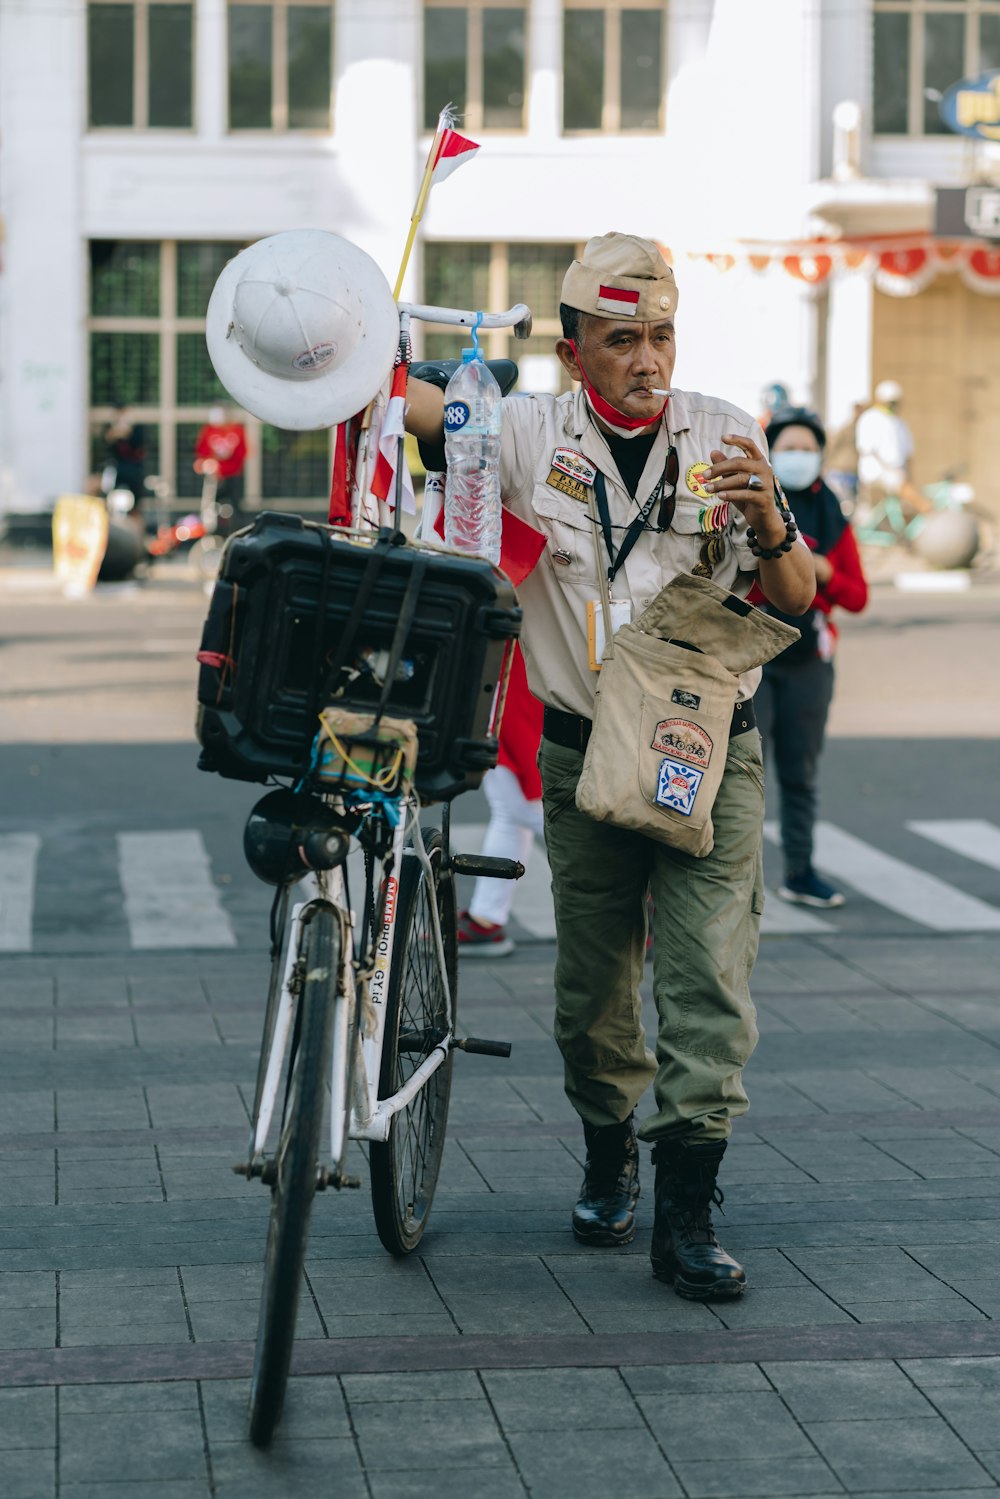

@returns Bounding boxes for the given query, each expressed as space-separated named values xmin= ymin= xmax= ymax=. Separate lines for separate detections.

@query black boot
xmin=650 ymin=1137 xmax=745 ymax=1300
xmin=571 ymin=1114 xmax=640 ymax=1246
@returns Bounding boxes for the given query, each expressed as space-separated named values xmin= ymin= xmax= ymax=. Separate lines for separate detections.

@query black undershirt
xmin=603 ymin=429 xmax=658 ymax=500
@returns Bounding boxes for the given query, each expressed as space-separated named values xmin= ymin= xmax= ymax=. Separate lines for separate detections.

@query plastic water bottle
xmin=443 ymin=348 xmax=502 ymax=566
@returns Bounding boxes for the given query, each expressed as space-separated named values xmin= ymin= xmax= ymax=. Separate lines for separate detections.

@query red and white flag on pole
xmin=430 ymin=125 xmax=480 ymax=185
xmin=370 ymin=359 xmax=416 ymax=514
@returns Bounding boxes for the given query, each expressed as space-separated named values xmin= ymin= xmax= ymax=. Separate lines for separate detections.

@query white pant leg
xmin=468 ymin=765 xmax=544 ymax=927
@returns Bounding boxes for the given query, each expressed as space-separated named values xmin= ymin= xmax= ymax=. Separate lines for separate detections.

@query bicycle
xmin=853 ymin=471 xmax=993 ymax=565
xmin=207 ymin=297 xmax=532 ymax=1447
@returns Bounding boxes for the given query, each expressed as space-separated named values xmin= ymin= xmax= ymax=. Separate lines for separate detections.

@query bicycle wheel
xmin=248 ymin=903 xmax=338 ymax=1447
xmin=370 ymin=830 xmax=457 ymax=1256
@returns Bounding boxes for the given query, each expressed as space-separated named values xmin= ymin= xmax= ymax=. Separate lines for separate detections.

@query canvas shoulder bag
xmin=575 ymin=550 xmax=799 ymax=857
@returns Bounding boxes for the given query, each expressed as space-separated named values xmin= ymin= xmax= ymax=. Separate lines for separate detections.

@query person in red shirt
xmin=194 ymin=405 xmax=248 ymax=510
xmin=753 ymin=406 xmax=868 ymax=908
xmin=458 ymin=643 xmax=544 ymax=957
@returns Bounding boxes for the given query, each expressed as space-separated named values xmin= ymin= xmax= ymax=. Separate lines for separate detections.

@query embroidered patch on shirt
xmin=650 ymin=718 xmax=713 ymax=768
xmin=552 ymin=448 xmax=597 ymax=487
xmin=672 ymin=688 xmax=701 ymax=709
xmin=654 ymin=758 xmax=704 ymax=817
xmin=686 ymin=461 xmax=715 ymax=501
xmin=546 ymin=467 xmax=589 ymax=503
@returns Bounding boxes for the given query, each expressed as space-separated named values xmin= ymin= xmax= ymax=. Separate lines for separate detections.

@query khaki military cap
xmin=561 ymin=232 xmax=678 ymax=321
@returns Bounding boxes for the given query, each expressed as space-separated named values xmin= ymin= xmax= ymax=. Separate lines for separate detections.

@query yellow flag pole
xmin=392 ymin=107 xmax=451 ymax=300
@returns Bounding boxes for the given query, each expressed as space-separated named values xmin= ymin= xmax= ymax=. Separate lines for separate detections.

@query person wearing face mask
xmin=754 ymin=407 xmax=868 ymax=908
xmin=405 ymin=234 xmax=815 ymax=1303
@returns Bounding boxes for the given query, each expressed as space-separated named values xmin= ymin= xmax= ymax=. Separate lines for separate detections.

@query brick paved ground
xmin=5 ymin=931 xmax=1000 ymax=1497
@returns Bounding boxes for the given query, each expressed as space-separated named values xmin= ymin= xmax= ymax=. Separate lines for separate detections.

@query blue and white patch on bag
xmin=654 ymin=758 xmax=704 ymax=817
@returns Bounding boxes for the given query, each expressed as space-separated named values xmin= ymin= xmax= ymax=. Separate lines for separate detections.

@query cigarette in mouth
xmin=649 ymin=388 xmax=669 ymax=396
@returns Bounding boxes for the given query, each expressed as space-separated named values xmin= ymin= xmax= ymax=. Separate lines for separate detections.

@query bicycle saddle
xmin=409 ymin=357 xmax=519 ymax=397
xmin=409 ymin=359 xmax=519 ymax=472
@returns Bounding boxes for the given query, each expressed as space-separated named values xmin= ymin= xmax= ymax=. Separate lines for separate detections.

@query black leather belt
xmin=543 ymin=699 xmax=756 ymax=754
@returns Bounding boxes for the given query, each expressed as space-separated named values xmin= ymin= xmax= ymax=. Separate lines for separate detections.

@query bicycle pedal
xmin=449 ymin=853 xmax=524 ymax=881
xmin=452 ymin=1036 xmax=512 ymax=1059
xmin=317 ymin=1167 xmax=361 ymax=1191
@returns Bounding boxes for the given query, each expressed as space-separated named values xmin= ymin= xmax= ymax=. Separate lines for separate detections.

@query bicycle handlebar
xmin=398 ymin=301 xmax=532 ymax=340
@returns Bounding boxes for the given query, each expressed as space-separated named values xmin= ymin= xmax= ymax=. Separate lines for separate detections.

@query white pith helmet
xmin=205 ymin=230 xmax=399 ymax=430
xmin=874 ymin=379 xmax=903 ymax=404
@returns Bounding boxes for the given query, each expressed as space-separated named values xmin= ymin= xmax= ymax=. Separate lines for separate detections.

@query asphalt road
xmin=2 ymin=552 xmax=998 ymax=955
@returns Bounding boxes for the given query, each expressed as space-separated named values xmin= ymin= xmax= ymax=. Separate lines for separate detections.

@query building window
xmin=874 ymin=0 xmax=1000 ymax=135
xmin=562 ymin=2 xmax=664 ymax=133
xmin=87 ymin=240 xmax=334 ymax=510
xmin=228 ymin=1 xmax=334 ymax=130
xmin=423 ymin=2 xmax=527 ymax=131
xmin=87 ymin=2 xmax=193 ymax=129
xmin=422 ymin=241 xmax=581 ymax=392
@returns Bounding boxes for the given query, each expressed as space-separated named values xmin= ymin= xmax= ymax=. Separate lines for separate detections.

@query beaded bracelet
xmin=747 ymin=510 xmax=798 ymax=559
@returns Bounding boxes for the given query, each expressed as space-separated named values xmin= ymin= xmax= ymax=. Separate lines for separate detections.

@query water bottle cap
xmin=461 ymin=346 xmax=480 ymax=363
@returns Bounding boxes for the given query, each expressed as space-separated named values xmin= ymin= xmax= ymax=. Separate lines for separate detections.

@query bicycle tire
xmin=370 ymin=830 xmax=457 ymax=1256
xmin=248 ymin=903 xmax=338 ymax=1447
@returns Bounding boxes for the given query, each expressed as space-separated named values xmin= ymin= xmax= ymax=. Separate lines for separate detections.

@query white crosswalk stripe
xmin=0 ymin=833 xmax=41 ymax=952
xmin=768 ymin=820 xmax=1000 ymax=932
xmin=3 ymin=819 xmax=999 ymax=950
xmin=759 ymin=897 xmax=834 ymax=936
xmin=117 ymin=831 xmax=237 ymax=949
xmin=908 ymin=819 xmax=1000 ymax=875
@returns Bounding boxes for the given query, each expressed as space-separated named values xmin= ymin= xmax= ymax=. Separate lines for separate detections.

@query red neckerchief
xmin=569 ymin=339 xmax=669 ymax=433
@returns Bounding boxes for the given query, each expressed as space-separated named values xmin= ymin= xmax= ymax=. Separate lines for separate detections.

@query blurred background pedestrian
xmin=755 ymin=406 xmax=869 ymax=909
xmin=102 ymin=402 xmax=147 ymax=509
xmin=457 ymin=643 xmax=543 ymax=958
xmin=855 ymin=380 xmax=925 ymax=518
xmin=758 ymin=380 xmax=791 ymax=430
xmin=194 ymin=403 xmax=248 ymax=514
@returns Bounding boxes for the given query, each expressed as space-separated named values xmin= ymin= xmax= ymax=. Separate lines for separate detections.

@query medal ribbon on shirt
xmin=690 ymin=500 xmax=731 ymax=579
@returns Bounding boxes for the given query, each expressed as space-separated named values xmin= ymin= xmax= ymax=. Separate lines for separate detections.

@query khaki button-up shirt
xmin=500 ymin=387 xmax=765 ymax=717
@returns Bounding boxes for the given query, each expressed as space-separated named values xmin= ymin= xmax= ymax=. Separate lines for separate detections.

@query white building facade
xmin=1 ymin=0 xmax=998 ymax=519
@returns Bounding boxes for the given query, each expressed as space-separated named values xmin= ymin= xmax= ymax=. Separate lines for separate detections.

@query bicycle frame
xmin=246 ymin=799 xmax=455 ymax=1180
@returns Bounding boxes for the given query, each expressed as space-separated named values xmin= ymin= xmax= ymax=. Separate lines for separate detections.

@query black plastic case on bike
xmin=195 ymin=511 xmax=521 ymax=800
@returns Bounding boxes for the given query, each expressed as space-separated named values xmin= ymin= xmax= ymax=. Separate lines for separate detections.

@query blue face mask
xmin=772 ymin=450 xmax=822 ymax=492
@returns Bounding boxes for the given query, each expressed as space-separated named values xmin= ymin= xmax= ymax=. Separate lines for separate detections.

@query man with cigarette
xmin=405 ymin=234 xmax=813 ymax=1299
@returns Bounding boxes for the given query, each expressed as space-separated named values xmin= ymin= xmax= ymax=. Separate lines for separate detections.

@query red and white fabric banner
xmin=874 ymin=246 xmax=935 ymax=297
xmin=782 ymin=253 xmax=834 ymax=285
xmin=961 ymin=245 xmax=1000 ymax=294
xmin=689 ymin=235 xmax=1000 ymax=298
xmin=430 ymin=127 xmax=480 ymax=184
xmin=370 ymin=360 xmax=416 ymax=514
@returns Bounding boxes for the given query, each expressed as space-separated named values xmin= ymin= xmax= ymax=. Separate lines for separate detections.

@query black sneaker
xmin=778 ymin=868 xmax=845 ymax=909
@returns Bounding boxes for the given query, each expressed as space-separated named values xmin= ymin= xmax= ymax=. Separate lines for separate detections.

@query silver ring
xmin=747 ymin=473 xmax=764 ymax=491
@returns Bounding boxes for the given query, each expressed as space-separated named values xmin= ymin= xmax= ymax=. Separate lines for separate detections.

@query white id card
xmin=587 ymin=598 xmax=632 ymax=670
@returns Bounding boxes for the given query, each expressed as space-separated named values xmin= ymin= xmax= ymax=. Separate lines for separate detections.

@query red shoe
xmin=457 ymin=909 xmax=514 ymax=958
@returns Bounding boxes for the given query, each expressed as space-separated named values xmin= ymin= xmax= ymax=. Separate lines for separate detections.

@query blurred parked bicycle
xmin=854 ymin=472 xmax=995 ymax=569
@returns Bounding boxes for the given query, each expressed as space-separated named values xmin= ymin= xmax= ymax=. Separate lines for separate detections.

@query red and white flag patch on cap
xmin=595 ymin=285 xmax=640 ymax=316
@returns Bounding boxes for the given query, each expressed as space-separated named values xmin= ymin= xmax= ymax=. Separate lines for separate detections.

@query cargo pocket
xmin=540 ymin=739 xmax=584 ymax=826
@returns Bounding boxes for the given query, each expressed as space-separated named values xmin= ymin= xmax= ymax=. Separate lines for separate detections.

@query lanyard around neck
xmin=593 ymin=445 xmax=678 ymax=586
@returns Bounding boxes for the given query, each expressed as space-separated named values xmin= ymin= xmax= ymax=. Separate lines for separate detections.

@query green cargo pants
xmin=539 ymin=727 xmax=765 ymax=1144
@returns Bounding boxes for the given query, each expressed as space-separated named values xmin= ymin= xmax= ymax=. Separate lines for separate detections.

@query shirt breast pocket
xmin=669 ymin=499 xmax=737 ymax=575
xmin=532 ymin=486 xmax=598 ymax=584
